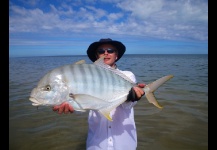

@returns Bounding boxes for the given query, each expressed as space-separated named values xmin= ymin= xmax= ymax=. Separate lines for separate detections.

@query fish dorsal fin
xmin=74 ymin=60 xmax=86 ymax=65
xmin=94 ymin=57 xmax=135 ymax=84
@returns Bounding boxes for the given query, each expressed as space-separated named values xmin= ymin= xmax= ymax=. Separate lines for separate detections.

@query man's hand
xmin=127 ymin=83 xmax=145 ymax=102
xmin=52 ymin=102 xmax=74 ymax=114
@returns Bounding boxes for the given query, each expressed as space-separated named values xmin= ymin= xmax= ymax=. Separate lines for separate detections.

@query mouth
xmin=29 ymin=97 xmax=42 ymax=106
xmin=104 ymin=57 xmax=110 ymax=61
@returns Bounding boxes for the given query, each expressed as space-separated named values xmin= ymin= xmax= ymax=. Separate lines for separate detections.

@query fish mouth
xmin=29 ymin=97 xmax=42 ymax=106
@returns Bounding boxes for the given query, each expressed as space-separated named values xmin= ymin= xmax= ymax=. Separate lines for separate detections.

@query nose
xmin=104 ymin=50 xmax=109 ymax=54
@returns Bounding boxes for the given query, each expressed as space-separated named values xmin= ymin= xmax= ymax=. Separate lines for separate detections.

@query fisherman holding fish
xmin=53 ymin=38 xmax=145 ymax=150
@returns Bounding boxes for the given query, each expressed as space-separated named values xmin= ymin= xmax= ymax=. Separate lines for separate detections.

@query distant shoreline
xmin=9 ymin=53 xmax=208 ymax=58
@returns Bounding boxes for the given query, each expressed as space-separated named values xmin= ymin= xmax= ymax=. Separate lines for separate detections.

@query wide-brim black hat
xmin=87 ymin=38 xmax=126 ymax=62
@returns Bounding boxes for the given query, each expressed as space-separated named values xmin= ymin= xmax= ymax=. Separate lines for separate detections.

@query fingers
xmin=58 ymin=104 xmax=64 ymax=114
xmin=64 ymin=103 xmax=74 ymax=114
xmin=68 ymin=104 xmax=74 ymax=112
xmin=64 ymin=103 xmax=69 ymax=114
xmin=52 ymin=102 xmax=74 ymax=114
xmin=137 ymin=83 xmax=145 ymax=88
xmin=52 ymin=105 xmax=60 ymax=111
xmin=133 ymin=87 xmax=145 ymax=100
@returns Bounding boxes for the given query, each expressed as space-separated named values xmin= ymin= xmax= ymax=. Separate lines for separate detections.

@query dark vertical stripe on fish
xmin=104 ymin=68 xmax=113 ymax=94
xmin=87 ymin=65 xmax=97 ymax=94
xmin=96 ymin=66 xmax=107 ymax=95
xmin=75 ymin=65 xmax=85 ymax=93
xmin=70 ymin=64 xmax=79 ymax=93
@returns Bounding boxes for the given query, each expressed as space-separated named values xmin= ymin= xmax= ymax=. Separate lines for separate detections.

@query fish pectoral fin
xmin=146 ymin=92 xmax=163 ymax=109
xmin=72 ymin=94 xmax=114 ymax=121
xmin=71 ymin=94 xmax=109 ymax=109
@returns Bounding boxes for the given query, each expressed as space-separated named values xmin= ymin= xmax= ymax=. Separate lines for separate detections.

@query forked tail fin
xmin=144 ymin=75 xmax=174 ymax=109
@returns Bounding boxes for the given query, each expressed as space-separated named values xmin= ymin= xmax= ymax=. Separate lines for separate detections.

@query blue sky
xmin=9 ymin=0 xmax=208 ymax=57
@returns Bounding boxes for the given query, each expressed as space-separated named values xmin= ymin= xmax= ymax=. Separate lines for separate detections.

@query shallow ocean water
xmin=9 ymin=54 xmax=208 ymax=150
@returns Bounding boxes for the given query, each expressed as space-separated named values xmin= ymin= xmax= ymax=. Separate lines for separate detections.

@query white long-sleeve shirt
xmin=86 ymin=70 xmax=138 ymax=150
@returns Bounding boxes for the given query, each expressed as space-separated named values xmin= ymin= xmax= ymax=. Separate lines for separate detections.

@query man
xmin=53 ymin=38 xmax=145 ymax=150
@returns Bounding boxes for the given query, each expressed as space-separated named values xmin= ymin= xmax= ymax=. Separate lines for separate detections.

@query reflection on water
xmin=9 ymin=55 xmax=208 ymax=150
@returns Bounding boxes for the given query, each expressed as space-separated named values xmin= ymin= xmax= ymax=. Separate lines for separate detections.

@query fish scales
xmin=80 ymin=64 xmax=93 ymax=94
xmin=95 ymin=64 xmax=109 ymax=94
xmin=29 ymin=57 xmax=174 ymax=121
xmin=60 ymin=63 xmax=128 ymax=100
xmin=91 ymin=64 xmax=106 ymax=95
xmin=74 ymin=64 xmax=88 ymax=93
xmin=79 ymin=64 xmax=107 ymax=95
xmin=75 ymin=64 xmax=130 ymax=99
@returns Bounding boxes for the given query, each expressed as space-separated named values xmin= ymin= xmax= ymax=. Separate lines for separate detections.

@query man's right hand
xmin=52 ymin=102 xmax=74 ymax=114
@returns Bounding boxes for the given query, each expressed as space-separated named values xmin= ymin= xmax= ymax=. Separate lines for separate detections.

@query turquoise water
xmin=9 ymin=54 xmax=208 ymax=150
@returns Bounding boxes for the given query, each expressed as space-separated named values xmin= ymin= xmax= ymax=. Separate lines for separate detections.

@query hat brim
xmin=87 ymin=40 xmax=126 ymax=62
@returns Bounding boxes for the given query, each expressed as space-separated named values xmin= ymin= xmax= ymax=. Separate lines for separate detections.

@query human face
xmin=96 ymin=44 xmax=118 ymax=67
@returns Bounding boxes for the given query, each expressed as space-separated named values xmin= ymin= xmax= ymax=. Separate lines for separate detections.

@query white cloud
xmin=117 ymin=0 xmax=164 ymax=19
xmin=9 ymin=0 xmax=208 ymax=42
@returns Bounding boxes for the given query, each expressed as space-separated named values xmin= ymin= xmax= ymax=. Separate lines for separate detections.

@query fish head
xmin=29 ymin=71 xmax=69 ymax=106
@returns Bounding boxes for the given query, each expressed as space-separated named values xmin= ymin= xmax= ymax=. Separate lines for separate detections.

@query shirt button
xmin=109 ymin=126 xmax=111 ymax=128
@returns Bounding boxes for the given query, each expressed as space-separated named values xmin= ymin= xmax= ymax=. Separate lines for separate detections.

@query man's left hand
xmin=127 ymin=83 xmax=145 ymax=102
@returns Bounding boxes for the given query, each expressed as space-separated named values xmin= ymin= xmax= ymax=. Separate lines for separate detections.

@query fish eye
xmin=44 ymin=85 xmax=51 ymax=91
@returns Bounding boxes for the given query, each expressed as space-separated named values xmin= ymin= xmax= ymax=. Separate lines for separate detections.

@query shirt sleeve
xmin=119 ymin=70 xmax=138 ymax=109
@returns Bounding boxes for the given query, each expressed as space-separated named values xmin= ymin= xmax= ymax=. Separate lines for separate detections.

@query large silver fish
xmin=29 ymin=57 xmax=174 ymax=121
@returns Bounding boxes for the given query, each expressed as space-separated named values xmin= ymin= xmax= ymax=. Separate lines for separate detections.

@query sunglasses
xmin=97 ymin=48 xmax=116 ymax=54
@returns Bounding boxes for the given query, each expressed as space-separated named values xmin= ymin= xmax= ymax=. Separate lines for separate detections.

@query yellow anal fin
xmin=99 ymin=109 xmax=113 ymax=121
